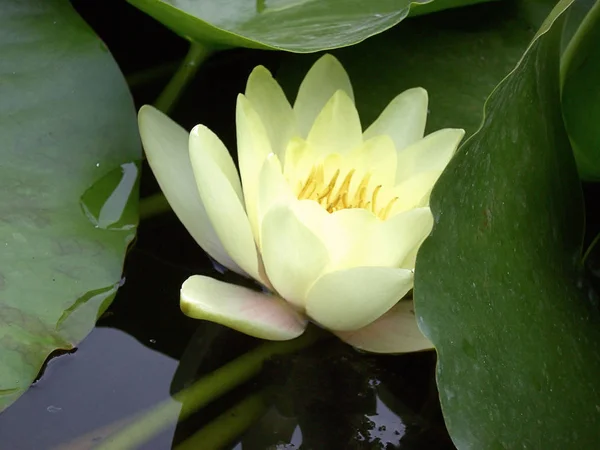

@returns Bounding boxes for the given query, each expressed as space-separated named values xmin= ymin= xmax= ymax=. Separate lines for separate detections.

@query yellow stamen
xmin=371 ymin=185 xmax=382 ymax=213
xmin=295 ymin=163 xmax=399 ymax=220
xmin=318 ymin=169 xmax=340 ymax=204
xmin=380 ymin=197 xmax=399 ymax=220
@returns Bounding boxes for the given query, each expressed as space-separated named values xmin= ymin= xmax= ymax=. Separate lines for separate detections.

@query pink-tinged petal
xmin=335 ymin=300 xmax=433 ymax=354
xmin=181 ymin=275 xmax=308 ymax=341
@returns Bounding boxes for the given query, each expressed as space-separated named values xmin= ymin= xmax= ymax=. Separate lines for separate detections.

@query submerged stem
xmin=175 ymin=391 xmax=269 ymax=450
xmin=154 ymin=42 xmax=213 ymax=114
xmin=139 ymin=192 xmax=170 ymax=220
xmin=96 ymin=327 xmax=322 ymax=450
xmin=583 ymin=232 xmax=600 ymax=264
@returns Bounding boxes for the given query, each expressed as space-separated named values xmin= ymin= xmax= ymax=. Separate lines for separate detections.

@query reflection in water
xmin=367 ymin=396 xmax=406 ymax=446
xmin=0 ymin=327 xmax=179 ymax=450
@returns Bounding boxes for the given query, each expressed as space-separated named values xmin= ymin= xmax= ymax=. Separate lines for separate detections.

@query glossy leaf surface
xmin=415 ymin=0 xmax=600 ymax=447
xmin=126 ymin=0 xmax=495 ymax=53
xmin=0 ymin=0 xmax=140 ymax=411
xmin=562 ymin=0 xmax=600 ymax=180
xmin=277 ymin=1 xmax=535 ymax=138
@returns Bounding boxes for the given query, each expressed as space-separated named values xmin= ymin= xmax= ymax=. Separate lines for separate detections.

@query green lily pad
xmin=562 ymin=0 xmax=600 ymax=180
xmin=415 ymin=0 xmax=600 ymax=446
xmin=0 ymin=0 xmax=140 ymax=411
xmin=277 ymin=0 xmax=535 ymax=138
xmin=126 ymin=0 xmax=496 ymax=53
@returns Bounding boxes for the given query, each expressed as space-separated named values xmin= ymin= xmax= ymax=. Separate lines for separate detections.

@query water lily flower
xmin=138 ymin=54 xmax=464 ymax=353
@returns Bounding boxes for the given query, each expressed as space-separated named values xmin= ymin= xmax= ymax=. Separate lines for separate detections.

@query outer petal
xmin=335 ymin=301 xmax=433 ymax=353
xmin=363 ymin=87 xmax=428 ymax=152
xmin=236 ymin=94 xmax=273 ymax=239
xmin=394 ymin=128 xmax=465 ymax=184
xmin=138 ymin=105 xmax=244 ymax=275
xmin=305 ymin=267 xmax=413 ymax=331
xmin=181 ymin=276 xmax=307 ymax=341
xmin=189 ymin=130 xmax=263 ymax=283
xmin=261 ymin=204 xmax=330 ymax=309
xmin=294 ymin=54 xmax=354 ymax=138
xmin=245 ymin=66 xmax=296 ymax=161
xmin=190 ymin=125 xmax=243 ymax=200
xmin=306 ymin=90 xmax=362 ymax=156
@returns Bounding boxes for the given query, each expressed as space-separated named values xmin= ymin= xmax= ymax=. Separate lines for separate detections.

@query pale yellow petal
xmin=181 ymin=276 xmax=307 ymax=341
xmin=189 ymin=125 xmax=243 ymax=200
xmin=335 ymin=300 xmax=433 ymax=353
xmin=294 ymin=54 xmax=354 ymax=138
xmin=258 ymin=153 xmax=295 ymax=232
xmin=391 ymin=171 xmax=441 ymax=213
xmin=307 ymin=90 xmax=362 ymax=156
xmin=290 ymin=205 xmax=432 ymax=271
xmin=305 ymin=267 xmax=413 ymax=331
xmin=347 ymin=134 xmax=398 ymax=189
xmin=189 ymin=134 xmax=263 ymax=283
xmin=395 ymin=128 xmax=465 ymax=184
xmin=333 ymin=207 xmax=433 ymax=269
xmin=363 ymin=87 xmax=428 ymax=151
xmin=236 ymin=94 xmax=273 ymax=239
xmin=138 ymin=105 xmax=244 ymax=275
xmin=282 ymin=137 xmax=317 ymax=190
xmin=261 ymin=204 xmax=330 ymax=309
xmin=245 ymin=66 xmax=296 ymax=161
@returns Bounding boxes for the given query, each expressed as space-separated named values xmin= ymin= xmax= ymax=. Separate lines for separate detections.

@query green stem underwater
xmin=139 ymin=192 xmax=171 ymax=220
xmin=154 ymin=42 xmax=213 ymax=114
xmin=96 ymin=327 xmax=323 ymax=450
xmin=175 ymin=391 xmax=269 ymax=450
xmin=583 ymin=231 xmax=600 ymax=264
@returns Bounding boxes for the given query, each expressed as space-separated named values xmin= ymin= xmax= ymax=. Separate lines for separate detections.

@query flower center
xmin=296 ymin=164 xmax=398 ymax=220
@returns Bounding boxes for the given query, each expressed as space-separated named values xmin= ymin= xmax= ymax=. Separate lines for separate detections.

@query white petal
xmin=261 ymin=204 xmax=330 ymax=309
xmin=181 ymin=276 xmax=307 ymax=341
xmin=306 ymin=90 xmax=362 ymax=156
xmin=236 ymin=94 xmax=273 ymax=239
xmin=335 ymin=300 xmax=433 ymax=353
xmin=294 ymin=54 xmax=354 ymax=138
xmin=305 ymin=267 xmax=413 ymax=331
xmin=245 ymin=66 xmax=296 ymax=161
xmin=364 ymin=87 xmax=429 ymax=151
xmin=138 ymin=105 xmax=244 ymax=275
xmin=189 ymin=131 xmax=263 ymax=283
xmin=395 ymin=128 xmax=465 ymax=184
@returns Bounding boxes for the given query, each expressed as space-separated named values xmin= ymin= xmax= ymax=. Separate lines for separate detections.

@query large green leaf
xmin=277 ymin=0 xmax=535 ymax=138
xmin=415 ymin=0 xmax=600 ymax=447
xmin=0 ymin=0 xmax=140 ymax=411
xmin=126 ymin=0 xmax=495 ymax=53
xmin=562 ymin=0 xmax=600 ymax=180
